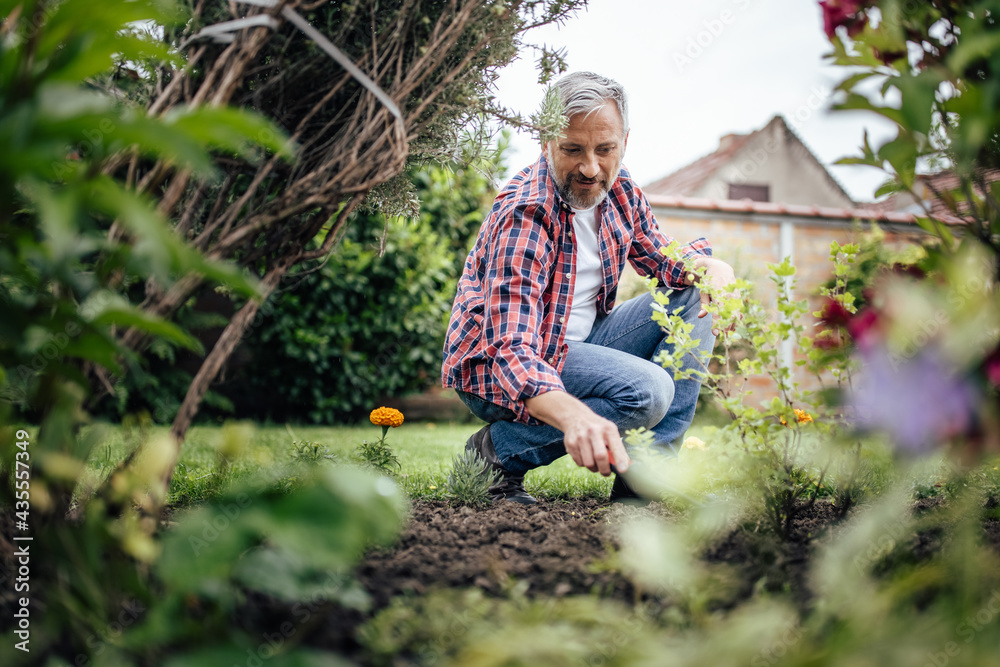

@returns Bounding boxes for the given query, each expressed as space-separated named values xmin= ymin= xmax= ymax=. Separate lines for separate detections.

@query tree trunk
xmin=159 ymin=249 xmax=302 ymax=493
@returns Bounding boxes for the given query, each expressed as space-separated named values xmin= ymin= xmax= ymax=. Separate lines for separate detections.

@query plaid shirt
xmin=442 ymin=153 xmax=712 ymax=424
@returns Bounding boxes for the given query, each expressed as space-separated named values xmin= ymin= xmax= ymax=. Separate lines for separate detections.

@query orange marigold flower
xmin=370 ymin=406 xmax=404 ymax=428
xmin=781 ymin=409 xmax=813 ymax=426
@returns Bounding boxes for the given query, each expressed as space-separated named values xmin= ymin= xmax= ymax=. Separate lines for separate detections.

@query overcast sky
xmin=492 ymin=0 xmax=897 ymax=203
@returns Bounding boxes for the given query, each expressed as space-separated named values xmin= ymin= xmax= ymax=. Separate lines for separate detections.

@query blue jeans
xmin=458 ymin=285 xmax=715 ymax=475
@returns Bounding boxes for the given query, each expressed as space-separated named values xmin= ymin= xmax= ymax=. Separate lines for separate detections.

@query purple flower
xmin=851 ymin=344 xmax=976 ymax=455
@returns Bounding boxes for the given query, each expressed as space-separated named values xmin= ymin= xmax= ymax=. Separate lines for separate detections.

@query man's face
xmin=545 ymin=102 xmax=628 ymax=210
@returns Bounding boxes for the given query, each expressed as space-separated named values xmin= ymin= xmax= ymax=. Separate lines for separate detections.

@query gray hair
xmin=551 ymin=71 xmax=629 ymax=137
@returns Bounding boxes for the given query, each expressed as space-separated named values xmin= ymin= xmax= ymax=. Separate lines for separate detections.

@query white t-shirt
xmin=564 ymin=205 xmax=603 ymax=342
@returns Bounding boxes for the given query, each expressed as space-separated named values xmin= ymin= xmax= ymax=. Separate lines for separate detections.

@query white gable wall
xmin=687 ymin=119 xmax=855 ymax=208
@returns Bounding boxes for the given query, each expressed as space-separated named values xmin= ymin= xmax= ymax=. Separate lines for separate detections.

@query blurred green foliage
xmin=122 ymin=465 xmax=405 ymax=663
xmin=0 ymin=1 xmax=406 ymax=664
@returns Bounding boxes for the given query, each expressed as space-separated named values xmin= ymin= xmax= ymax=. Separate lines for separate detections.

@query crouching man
xmin=441 ymin=71 xmax=737 ymax=504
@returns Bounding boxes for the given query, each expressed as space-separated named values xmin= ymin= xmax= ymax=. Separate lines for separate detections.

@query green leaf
xmin=894 ymin=71 xmax=942 ymax=134
xmin=947 ymin=31 xmax=1000 ymax=75
xmin=835 ymin=92 xmax=905 ymax=126
xmin=164 ymin=646 xmax=352 ymax=667
xmin=87 ymin=176 xmax=260 ymax=297
xmin=93 ymin=306 xmax=202 ymax=353
xmin=157 ymin=466 xmax=405 ymax=592
xmin=873 ymin=178 xmax=904 ymax=199
xmin=164 ymin=105 xmax=296 ymax=161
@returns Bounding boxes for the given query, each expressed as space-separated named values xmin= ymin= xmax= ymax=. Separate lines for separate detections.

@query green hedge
xmin=97 ymin=155 xmax=505 ymax=424
xmin=233 ymin=161 xmax=501 ymax=423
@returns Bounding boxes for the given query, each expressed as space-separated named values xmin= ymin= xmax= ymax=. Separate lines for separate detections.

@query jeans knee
xmin=691 ymin=313 xmax=716 ymax=353
xmin=632 ymin=365 xmax=674 ymax=427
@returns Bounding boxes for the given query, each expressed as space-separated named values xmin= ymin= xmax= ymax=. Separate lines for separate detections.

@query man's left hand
xmin=687 ymin=256 xmax=739 ymax=336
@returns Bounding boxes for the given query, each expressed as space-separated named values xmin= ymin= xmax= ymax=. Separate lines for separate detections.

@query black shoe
xmin=465 ymin=425 xmax=537 ymax=505
xmin=609 ymin=472 xmax=642 ymax=504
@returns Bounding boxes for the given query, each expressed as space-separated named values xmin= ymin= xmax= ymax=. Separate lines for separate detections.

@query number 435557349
xmin=14 ymin=431 xmax=31 ymax=524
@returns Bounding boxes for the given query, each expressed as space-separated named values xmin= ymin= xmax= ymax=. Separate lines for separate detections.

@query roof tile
xmin=643 ymin=193 xmax=962 ymax=225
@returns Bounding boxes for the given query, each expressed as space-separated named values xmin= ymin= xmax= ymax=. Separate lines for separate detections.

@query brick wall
xmin=635 ymin=206 xmax=928 ymax=404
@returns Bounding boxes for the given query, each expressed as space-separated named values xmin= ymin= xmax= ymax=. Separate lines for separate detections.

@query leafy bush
xmin=0 ymin=1 xmax=410 ymax=663
xmin=638 ymin=239 xmax=876 ymax=536
xmin=121 ymin=465 xmax=407 ymax=663
xmin=226 ymin=158 xmax=504 ymax=424
xmin=242 ymin=212 xmax=456 ymax=423
xmin=91 ymin=150 xmax=507 ymax=425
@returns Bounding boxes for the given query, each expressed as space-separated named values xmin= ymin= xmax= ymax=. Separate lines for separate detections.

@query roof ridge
xmin=644 ymin=114 xmax=857 ymax=206
xmin=774 ymin=114 xmax=857 ymax=206
xmin=643 ymin=128 xmax=758 ymax=195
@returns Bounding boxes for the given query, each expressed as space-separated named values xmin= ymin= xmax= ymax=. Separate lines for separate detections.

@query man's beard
xmin=547 ymin=148 xmax=618 ymax=210
xmin=556 ymin=172 xmax=611 ymax=209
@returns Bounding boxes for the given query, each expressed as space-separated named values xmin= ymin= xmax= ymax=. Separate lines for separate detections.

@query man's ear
xmin=623 ymin=130 xmax=630 ymax=154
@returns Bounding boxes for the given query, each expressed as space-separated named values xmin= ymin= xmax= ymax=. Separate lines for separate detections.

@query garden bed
xmin=4 ymin=491 xmax=1000 ymax=665
xmin=242 ymin=497 xmax=850 ymax=660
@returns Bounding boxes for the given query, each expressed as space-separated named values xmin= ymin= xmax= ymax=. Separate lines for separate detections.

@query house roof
xmin=644 ymin=193 xmax=963 ymax=225
xmin=865 ymin=169 xmax=1000 ymax=219
xmin=644 ymin=115 xmax=856 ymax=206
xmin=643 ymin=132 xmax=753 ymax=196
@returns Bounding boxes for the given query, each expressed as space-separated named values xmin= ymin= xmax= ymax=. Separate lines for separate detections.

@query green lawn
xmin=76 ymin=419 xmax=725 ymax=505
xmin=74 ymin=417 xmax=986 ymax=508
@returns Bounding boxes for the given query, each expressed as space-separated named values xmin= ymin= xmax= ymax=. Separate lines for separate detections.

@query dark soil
xmin=358 ymin=499 xmax=629 ymax=606
xmin=5 ymin=493 xmax=1000 ymax=664
xmin=295 ymin=498 xmax=840 ymax=658
xmin=281 ymin=498 xmax=640 ymax=658
xmin=703 ymin=500 xmax=842 ymax=609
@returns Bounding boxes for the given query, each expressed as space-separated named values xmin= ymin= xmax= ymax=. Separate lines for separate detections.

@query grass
xmin=70 ymin=418 xmax=1000 ymax=508
xmin=72 ymin=420 xmax=722 ymax=505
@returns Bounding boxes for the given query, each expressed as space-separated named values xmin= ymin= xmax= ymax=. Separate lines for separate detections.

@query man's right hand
xmin=524 ymin=390 xmax=630 ymax=476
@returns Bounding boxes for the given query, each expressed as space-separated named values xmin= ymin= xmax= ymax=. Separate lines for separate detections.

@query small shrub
xmin=445 ymin=449 xmax=499 ymax=507
xmin=651 ymin=239 xmax=872 ymax=536
xmin=356 ymin=439 xmax=401 ymax=475
xmin=289 ymin=440 xmax=339 ymax=464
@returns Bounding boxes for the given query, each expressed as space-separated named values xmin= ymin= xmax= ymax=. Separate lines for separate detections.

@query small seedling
xmin=446 ymin=449 xmax=500 ymax=508
xmin=289 ymin=440 xmax=338 ymax=465
xmin=356 ymin=438 xmax=401 ymax=475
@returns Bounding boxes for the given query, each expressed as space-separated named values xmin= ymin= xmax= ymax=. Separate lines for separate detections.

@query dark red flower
xmin=819 ymin=0 xmax=870 ymax=39
xmin=819 ymin=297 xmax=852 ymax=328
xmin=889 ymin=262 xmax=927 ymax=279
xmin=846 ymin=307 xmax=880 ymax=349
xmin=984 ymin=346 xmax=1000 ymax=388
xmin=813 ymin=335 xmax=842 ymax=350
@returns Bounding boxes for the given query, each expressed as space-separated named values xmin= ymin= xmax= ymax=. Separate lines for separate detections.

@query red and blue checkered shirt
xmin=442 ymin=153 xmax=712 ymax=424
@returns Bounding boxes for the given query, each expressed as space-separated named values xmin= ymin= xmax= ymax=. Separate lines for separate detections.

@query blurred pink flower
xmin=846 ymin=307 xmax=880 ymax=350
xmin=985 ymin=348 xmax=1000 ymax=388
xmin=819 ymin=0 xmax=869 ymax=38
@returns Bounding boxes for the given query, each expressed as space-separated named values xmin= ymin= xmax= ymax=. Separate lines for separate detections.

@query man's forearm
xmin=524 ymin=390 xmax=590 ymax=432
xmin=524 ymin=390 xmax=630 ymax=474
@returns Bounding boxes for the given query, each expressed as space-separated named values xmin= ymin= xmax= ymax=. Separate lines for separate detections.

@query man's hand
xmin=688 ymin=256 xmax=739 ymax=336
xmin=524 ymin=391 xmax=630 ymax=476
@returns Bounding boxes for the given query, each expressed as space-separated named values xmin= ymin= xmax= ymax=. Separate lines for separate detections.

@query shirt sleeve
xmin=627 ymin=187 xmax=712 ymax=288
xmin=482 ymin=202 xmax=566 ymax=406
